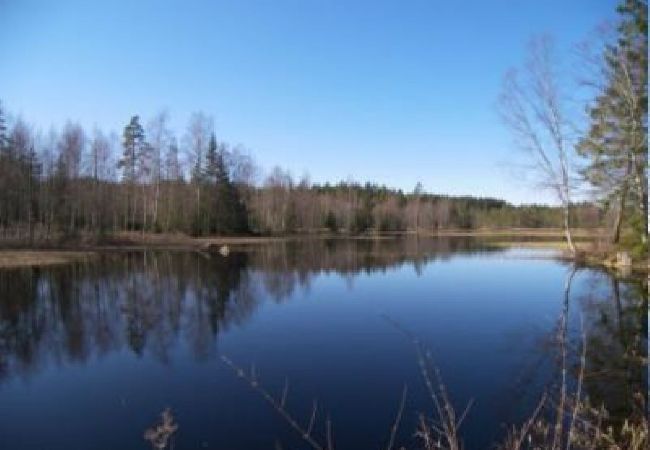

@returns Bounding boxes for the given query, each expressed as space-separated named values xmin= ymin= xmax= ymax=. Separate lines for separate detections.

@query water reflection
xmin=0 ymin=237 xmax=645 ymax=431
xmin=577 ymin=271 xmax=647 ymax=420
xmin=0 ymin=238 xmax=496 ymax=381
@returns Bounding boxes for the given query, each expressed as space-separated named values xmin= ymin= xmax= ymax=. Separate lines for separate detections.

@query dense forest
xmin=0 ymin=105 xmax=602 ymax=244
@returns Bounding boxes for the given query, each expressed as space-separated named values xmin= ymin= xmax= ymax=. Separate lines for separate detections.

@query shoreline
xmin=0 ymin=229 xmax=645 ymax=274
xmin=0 ymin=250 xmax=97 ymax=268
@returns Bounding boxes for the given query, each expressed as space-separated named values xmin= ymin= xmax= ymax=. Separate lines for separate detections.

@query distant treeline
xmin=0 ymin=106 xmax=601 ymax=243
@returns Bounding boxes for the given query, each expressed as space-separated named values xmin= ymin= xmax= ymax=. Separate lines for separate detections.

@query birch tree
xmin=147 ymin=111 xmax=171 ymax=230
xmin=57 ymin=122 xmax=85 ymax=233
xmin=499 ymin=36 xmax=578 ymax=255
xmin=184 ymin=112 xmax=212 ymax=234
xmin=89 ymin=129 xmax=113 ymax=230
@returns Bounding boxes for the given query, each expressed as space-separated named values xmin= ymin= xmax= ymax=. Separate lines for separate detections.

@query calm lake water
xmin=0 ymin=238 xmax=646 ymax=449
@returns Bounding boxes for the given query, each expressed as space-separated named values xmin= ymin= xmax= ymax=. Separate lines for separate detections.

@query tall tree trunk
xmin=165 ymin=184 xmax=172 ymax=232
xmin=153 ymin=178 xmax=160 ymax=230
xmin=131 ymin=184 xmax=136 ymax=232
xmin=27 ymin=162 xmax=33 ymax=247
xmin=563 ymin=199 xmax=576 ymax=256
xmin=631 ymin=152 xmax=647 ymax=243
xmin=196 ymin=184 xmax=201 ymax=234
xmin=142 ymin=183 xmax=147 ymax=235
xmin=611 ymin=187 xmax=627 ymax=244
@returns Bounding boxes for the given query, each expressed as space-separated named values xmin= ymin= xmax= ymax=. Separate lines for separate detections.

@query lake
xmin=0 ymin=238 xmax=646 ymax=449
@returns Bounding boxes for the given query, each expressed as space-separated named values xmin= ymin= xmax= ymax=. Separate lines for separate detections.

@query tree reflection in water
xmin=577 ymin=270 xmax=647 ymax=422
xmin=0 ymin=237 xmax=645 ymax=428
xmin=0 ymin=238 xmax=485 ymax=379
xmin=0 ymin=251 xmax=255 ymax=378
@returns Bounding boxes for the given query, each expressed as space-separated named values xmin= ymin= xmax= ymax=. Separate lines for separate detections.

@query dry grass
xmin=490 ymin=240 xmax=591 ymax=251
xmin=421 ymin=228 xmax=600 ymax=238
xmin=0 ymin=250 xmax=95 ymax=268
xmin=144 ymin=408 xmax=178 ymax=450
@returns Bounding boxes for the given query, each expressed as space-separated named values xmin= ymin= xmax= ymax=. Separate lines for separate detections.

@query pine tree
xmin=118 ymin=116 xmax=148 ymax=230
xmin=213 ymin=141 xmax=235 ymax=234
xmin=0 ymin=100 xmax=8 ymax=151
xmin=204 ymin=133 xmax=219 ymax=183
xmin=203 ymin=134 xmax=248 ymax=234
xmin=119 ymin=115 xmax=146 ymax=183
xmin=578 ymin=0 xmax=647 ymax=245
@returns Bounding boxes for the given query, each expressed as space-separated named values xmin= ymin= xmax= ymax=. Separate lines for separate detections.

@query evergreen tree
xmin=203 ymin=134 xmax=248 ymax=234
xmin=0 ymin=100 xmax=7 ymax=151
xmin=119 ymin=115 xmax=147 ymax=183
xmin=204 ymin=133 xmax=220 ymax=183
xmin=118 ymin=115 xmax=147 ymax=229
xmin=578 ymin=0 xmax=647 ymax=245
xmin=324 ymin=211 xmax=338 ymax=232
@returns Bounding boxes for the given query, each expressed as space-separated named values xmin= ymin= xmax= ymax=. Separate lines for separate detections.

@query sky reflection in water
xmin=0 ymin=238 xmax=646 ymax=449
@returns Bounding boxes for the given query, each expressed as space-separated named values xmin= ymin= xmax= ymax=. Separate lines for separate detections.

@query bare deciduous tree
xmin=184 ymin=112 xmax=213 ymax=234
xmin=499 ymin=36 xmax=578 ymax=255
xmin=148 ymin=111 xmax=172 ymax=229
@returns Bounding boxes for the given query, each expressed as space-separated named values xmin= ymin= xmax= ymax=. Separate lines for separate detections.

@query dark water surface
xmin=0 ymin=238 xmax=646 ymax=449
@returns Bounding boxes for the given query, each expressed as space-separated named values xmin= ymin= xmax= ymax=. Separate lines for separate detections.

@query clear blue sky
xmin=0 ymin=0 xmax=617 ymax=204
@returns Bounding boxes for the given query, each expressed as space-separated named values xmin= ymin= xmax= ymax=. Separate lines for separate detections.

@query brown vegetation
xmin=0 ymin=250 xmax=95 ymax=268
xmin=144 ymin=408 xmax=178 ymax=450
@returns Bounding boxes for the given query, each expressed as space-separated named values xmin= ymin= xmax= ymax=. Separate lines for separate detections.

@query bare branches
xmin=499 ymin=36 xmax=578 ymax=254
xmin=385 ymin=385 xmax=408 ymax=450
xmin=144 ymin=408 xmax=178 ymax=450
xmin=280 ymin=377 xmax=289 ymax=409
xmin=499 ymin=393 xmax=548 ymax=450
xmin=383 ymin=315 xmax=472 ymax=450
xmin=325 ymin=415 xmax=334 ymax=450
xmin=496 ymin=266 xmax=636 ymax=450
xmin=222 ymin=353 xmax=412 ymax=450
xmin=307 ymin=399 xmax=319 ymax=437
xmin=220 ymin=355 xmax=327 ymax=450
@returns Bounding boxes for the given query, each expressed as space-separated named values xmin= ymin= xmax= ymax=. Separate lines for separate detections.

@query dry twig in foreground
xmin=144 ymin=408 xmax=178 ymax=450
